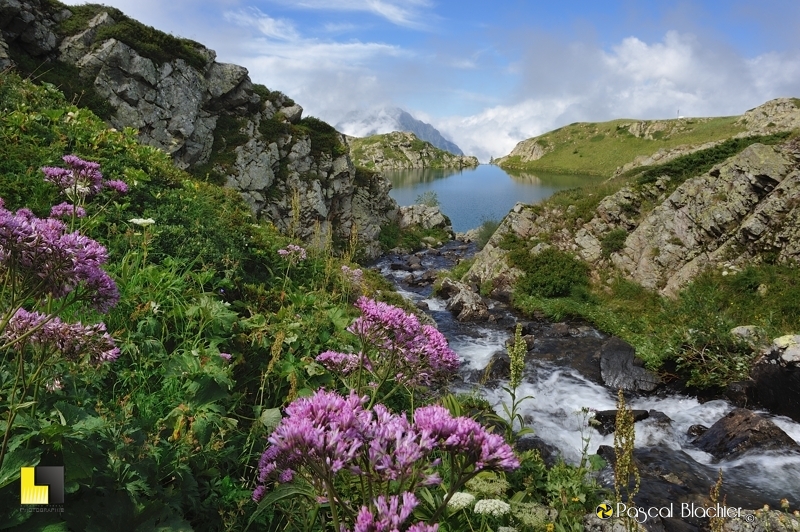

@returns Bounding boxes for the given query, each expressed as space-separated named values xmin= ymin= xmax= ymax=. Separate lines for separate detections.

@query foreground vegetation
xmin=0 ymin=71 xmax=612 ymax=531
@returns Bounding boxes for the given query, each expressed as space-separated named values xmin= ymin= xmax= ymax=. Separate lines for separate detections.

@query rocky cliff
xmin=468 ymin=131 xmax=800 ymax=298
xmin=347 ymin=131 xmax=479 ymax=171
xmin=0 ymin=0 xmax=398 ymax=258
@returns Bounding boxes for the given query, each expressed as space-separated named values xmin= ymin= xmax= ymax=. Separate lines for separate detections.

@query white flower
xmin=474 ymin=499 xmax=511 ymax=517
xmin=129 ymin=218 xmax=156 ymax=226
xmin=497 ymin=527 xmax=518 ymax=532
xmin=447 ymin=492 xmax=476 ymax=511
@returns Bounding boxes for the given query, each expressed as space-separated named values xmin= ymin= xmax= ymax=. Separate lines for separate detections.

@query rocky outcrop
xmin=496 ymin=139 xmax=552 ymax=165
xmin=613 ymin=141 xmax=800 ymax=295
xmin=693 ymin=408 xmax=800 ymax=460
xmin=749 ymin=334 xmax=800 ymax=422
xmin=348 ymin=131 xmax=479 ymax=171
xmin=0 ymin=1 xmax=398 ymax=257
xmin=398 ymin=204 xmax=454 ymax=236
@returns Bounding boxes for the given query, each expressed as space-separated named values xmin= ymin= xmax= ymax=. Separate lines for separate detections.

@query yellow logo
xmin=20 ymin=466 xmax=64 ymax=505
xmin=596 ymin=503 xmax=614 ymax=519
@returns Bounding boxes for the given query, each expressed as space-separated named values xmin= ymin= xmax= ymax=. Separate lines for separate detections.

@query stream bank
xmin=370 ymin=239 xmax=800 ymax=532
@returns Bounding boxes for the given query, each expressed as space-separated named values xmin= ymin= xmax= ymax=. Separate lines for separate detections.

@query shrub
xmin=514 ymin=248 xmax=590 ymax=298
xmin=600 ymin=228 xmax=628 ymax=258
xmin=415 ymin=190 xmax=440 ymax=207
xmin=294 ymin=116 xmax=347 ymax=158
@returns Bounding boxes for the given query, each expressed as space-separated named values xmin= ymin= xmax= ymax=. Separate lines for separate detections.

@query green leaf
xmin=304 ymin=361 xmax=325 ymax=377
xmin=258 ymin=408 xmax=282 ymax=433
xmin=0 ymin=447 xmax=41 ymax=489
xmin=63 ymin=441 xmax=94 ymax=481
xmin=247 ymin=483 xmax=315 ymax=530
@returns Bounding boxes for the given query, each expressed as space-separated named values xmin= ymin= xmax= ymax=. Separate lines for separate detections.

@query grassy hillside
xmin=0 ymin=71 xmax=402 ymax=531
xmin=349 ymin=131 xmax=479 ymax=169
xmin=497 ymin=116 xmax=745 ymax=176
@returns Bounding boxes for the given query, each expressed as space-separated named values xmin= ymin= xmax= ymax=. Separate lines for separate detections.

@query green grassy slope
xmin=498 ymin=116 xmax=745 ymax=176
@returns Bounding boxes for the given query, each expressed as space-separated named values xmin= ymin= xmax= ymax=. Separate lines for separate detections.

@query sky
xmin=60 ymin=0 xmax=800 ymax=162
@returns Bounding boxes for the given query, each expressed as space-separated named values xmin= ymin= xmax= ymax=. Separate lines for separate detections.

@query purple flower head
xmin=413 ymin=405 xmax=519 ymax=472
xmin=341 ymin=265 xmax=363 ymax=285
xmin=2 ymin=308 xmax=119 ymax=364
xmin=104 ymin=179 xmax=129 ymax=194
xmin=277 ymin=244 xmax=307 ymax=261
xmin=346 ymin=297 xmax=459 ymax=388
xmin=255 ymin=390 xmax=371 ymax=487
xmin=41 ymin=155 xmax=127 ymax=199
xmin=219 ymin=352 xmax=232 ymax=362
xmin=50 ymin=202 xmax=86 ymax=219
xmin=352 ymin=493 xmax=420 ymax=532
xmin=0 ymin=202 xmax=118 ymax=312
xmin=316 ymin=350 xmax=369 ymax=375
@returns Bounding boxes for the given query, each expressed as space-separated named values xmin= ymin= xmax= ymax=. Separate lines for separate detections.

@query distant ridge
xmin=336 ymin=107 xmax=464 ymax=155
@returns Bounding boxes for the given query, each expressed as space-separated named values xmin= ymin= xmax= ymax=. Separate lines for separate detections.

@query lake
xmin=384 ymin=165 xmax=596 ymax=232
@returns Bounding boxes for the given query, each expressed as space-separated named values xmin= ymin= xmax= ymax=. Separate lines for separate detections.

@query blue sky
xmin=60 ymin=0 xmax=800 ymax=161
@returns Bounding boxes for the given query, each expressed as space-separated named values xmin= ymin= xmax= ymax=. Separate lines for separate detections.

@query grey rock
xmin=599 ymin=337 xmax=661 ymax=392
xmin=693 ymin=408 xmax=800 ymax=460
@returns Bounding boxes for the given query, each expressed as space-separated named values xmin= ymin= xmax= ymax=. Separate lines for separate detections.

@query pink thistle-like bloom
xmin=219 ymin=352 xmax=232 ymax=361
xmin=50 ymin=202 xmax=86 ymax=219
xmin=0 ymin=201 xmax=119 ymax=312
xmin=346 ymin=297 xmax=459 ymax=388
xmin=351 ymin=493 xmax=420 ymax=532
xmin=255 ymin=389 xmax=372 ymax=497
xmin=413 ymin=405 xmax=519 ymax=472
xmin=341 ymin=265 xmax=363 ymax=285
xmin=42 ymin=155 xmax=127 ymax=199
xmin=277 ymin=244 xmax=307 ymax=260
xmin=2 ymin=308 xmax=119 ymax=363
xmin=103 ymin=179 xmax=128 ymax=194
xmin=316 ymin=350 xmax=369 ymax=375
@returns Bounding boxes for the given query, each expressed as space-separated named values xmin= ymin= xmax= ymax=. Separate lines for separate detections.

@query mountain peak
xmin=336 ymin=107 xmax=464 ymax=155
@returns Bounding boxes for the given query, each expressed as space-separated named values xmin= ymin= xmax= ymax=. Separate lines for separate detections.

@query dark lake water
xmin=385 ymin=165 xmax=596 ymax=232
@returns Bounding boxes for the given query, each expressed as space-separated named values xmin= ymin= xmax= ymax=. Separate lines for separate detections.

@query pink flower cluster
xmin=348 ymin=493 xmax=438 ymax=532
xmin=277 ymin=244 xmax=307 ymax=260
xmin=319 ymin=297 xmax=459 ymax=387
xmin=50 ymin=202 xmax=86 ymax=219
xmin=316 ymin=350 xmax=368 ymax=375
xmin=0 ymin=201 xmax=119 ymax=312
xmin=341 ymin=265 xmax=364 ymax=285
xmin=254 ymin=389 xmax=519 ymax=502
xmin=2 ymin=308 xmax=119 ymax=363
xmin=0 ymin=203 xmax=118 ymax=310
xmin=41 ymin=155 xmax=128 ymax=199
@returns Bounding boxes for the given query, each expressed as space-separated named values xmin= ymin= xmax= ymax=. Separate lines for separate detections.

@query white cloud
xmin=267 ymin=0 xmax=434 ymax=28
xmin=223 ymin=9 xmax=300 ymax=41
xmin=431 ymin=31 xmax=800 ymax=162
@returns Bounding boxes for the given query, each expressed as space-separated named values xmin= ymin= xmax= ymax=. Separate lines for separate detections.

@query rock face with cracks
xmin=0 ymin=1 xmax=398 ymax=258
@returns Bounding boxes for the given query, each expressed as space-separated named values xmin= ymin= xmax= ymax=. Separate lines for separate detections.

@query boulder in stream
xmin=599 ymin=337 xmax=661 ymax=392
xmin=438 ymin=278 xmax=490 ymax=321
xmin=692 ymin=408 xmax=800 ymax=460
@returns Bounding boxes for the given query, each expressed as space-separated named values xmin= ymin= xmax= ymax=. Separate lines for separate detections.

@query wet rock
xmin=439 ymin=278 xmax=489 ymax=321
xmin=515 ymin=436 xmax=562 ymax=466
xmin=390 ymin=262 xmax=410 ymax=271
xmin=687 ymin=425 xmax=708 ymax=438
xmin=693 ymin=408 xmax=800 ymax=460
xmin=592 ymin=409 xmax=650 ymax=435
xmin=550 ymin=322 xmax=571 ymax=337
xmin=599 ymin=337 xmax=661 ymax=392
xmin=749 ymin=334 xmax=800 ymax=422
xmin=481 ymin=351 xmax=510 ymax=383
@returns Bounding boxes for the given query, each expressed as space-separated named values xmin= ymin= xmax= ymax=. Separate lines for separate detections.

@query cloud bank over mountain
xmin=58 ymin=1 xmax=800 ymax=163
